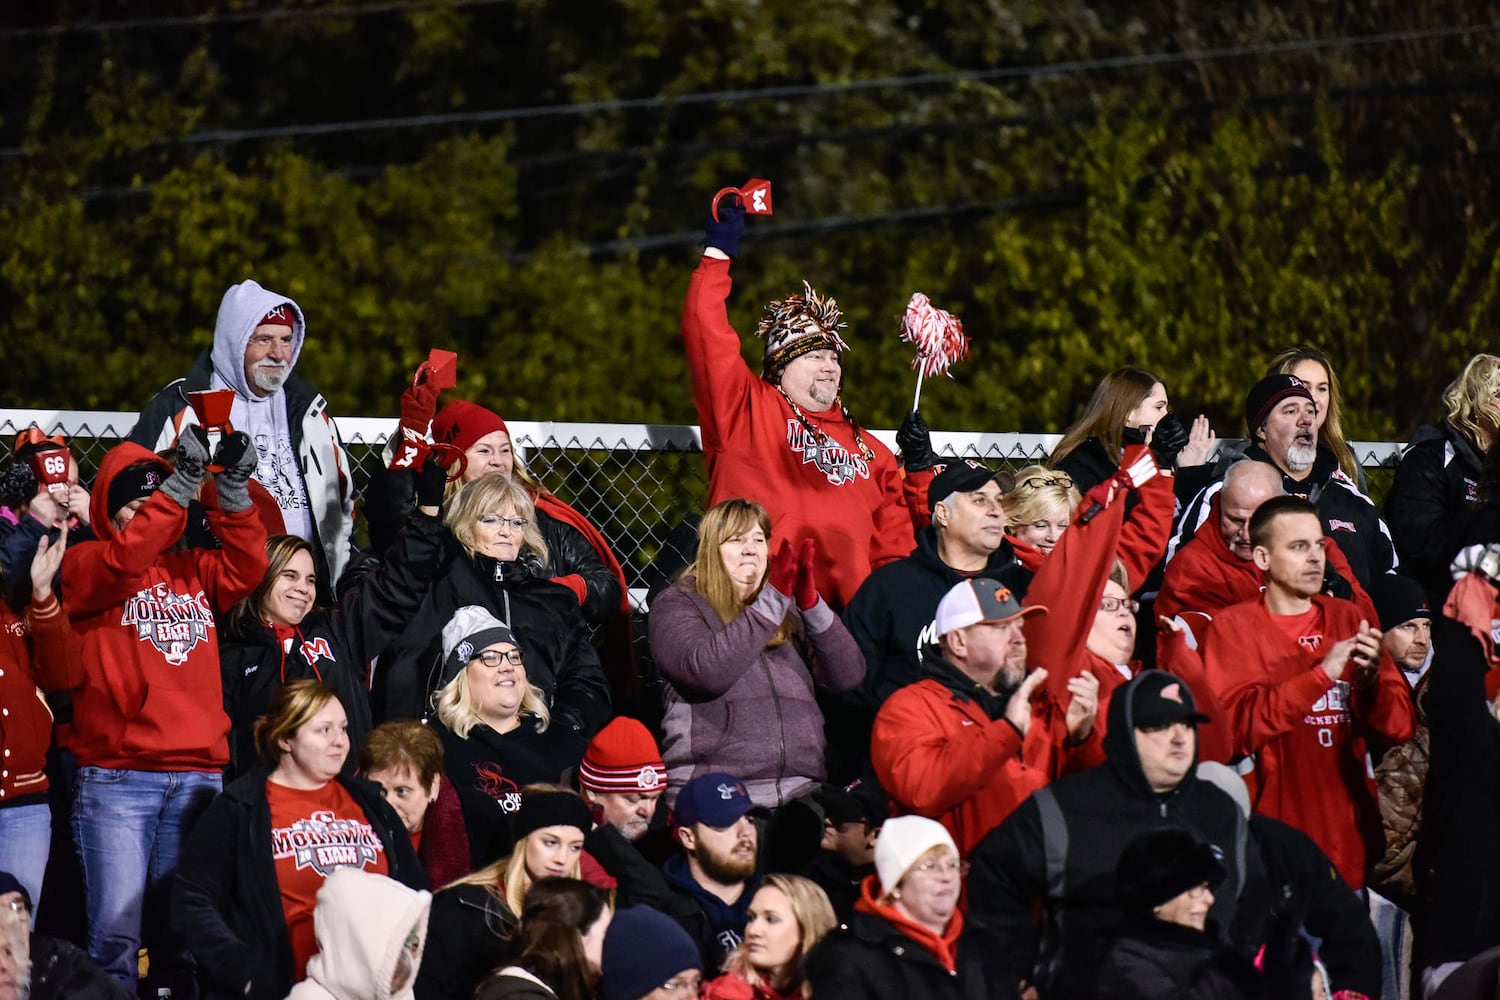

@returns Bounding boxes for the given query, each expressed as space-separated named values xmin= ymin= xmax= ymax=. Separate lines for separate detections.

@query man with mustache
xmin=130 ymin=280 xmax=354 ymax=597
xmin=1172 ymin=372 xmax=1397 ymax=589
xmin=659 ymin=773 xmax=762 ymax=971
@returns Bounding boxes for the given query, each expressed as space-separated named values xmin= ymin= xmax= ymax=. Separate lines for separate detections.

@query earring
xmin=891 ymin=890 xmax=901 ymax=900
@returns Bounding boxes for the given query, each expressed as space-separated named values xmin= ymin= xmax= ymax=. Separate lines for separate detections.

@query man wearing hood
xmin=963 ymin=670 xmax=1249 ymax=1000
xmin=1171 ymin=373 xmax=1398 ymax=589
xmin=129 ymin=279 xmax=354 ymax=592
xmin=871 ymin=577 xmax=1100 ymax=855
xmin=58 ymin=429 xmax=266 ymax=991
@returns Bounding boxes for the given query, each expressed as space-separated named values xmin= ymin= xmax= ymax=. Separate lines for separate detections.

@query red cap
xmin=431 ymin=400 xmax=510 ymax=455
xmin=259 ymin=304 xmax=296 ymax=329
xmin=579 ymin=717 xmax=666 ymax=793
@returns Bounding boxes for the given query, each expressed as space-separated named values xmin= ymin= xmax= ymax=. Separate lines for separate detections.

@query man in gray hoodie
xmin=129 ymin=279 xmax=354 ymax=591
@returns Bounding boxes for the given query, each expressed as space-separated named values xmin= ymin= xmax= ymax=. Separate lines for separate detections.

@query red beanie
xmin=259 ymin=304 xmax=296 ymax=329
xmin=580 ymin=717 xmax=666 ymax=793
xmin=431 ymin=400 xmax=510 ymax=455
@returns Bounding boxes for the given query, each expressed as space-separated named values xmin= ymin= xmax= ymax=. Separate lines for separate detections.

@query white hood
xmin=294 ymin=869 xmax=431 ymax=1000
xmin=211 ymin=279 xmax=306 ymax=398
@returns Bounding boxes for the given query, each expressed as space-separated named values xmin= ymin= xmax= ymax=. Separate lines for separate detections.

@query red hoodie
xmin=1158 ymin=495 xmax=1377 ymax=642
xmin=682 ymin=255 xmax=914 ymax=609
xmin=60 ymin=442 xmax=268 ymax=771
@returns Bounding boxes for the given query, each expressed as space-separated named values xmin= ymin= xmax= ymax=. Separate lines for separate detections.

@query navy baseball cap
xmin=674 ymin=772 xmax=754 ymax=828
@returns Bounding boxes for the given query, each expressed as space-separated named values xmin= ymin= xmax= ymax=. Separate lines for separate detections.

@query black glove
xmin=1149 ymin=411 xmax=1191 ymax=468
xmin=703 ymin=198 xmax=745 ymax=258
xmin=897 ymin=409 xmax=938 ymax=473
xmin=415 ymin=456 xmax=448 ymax=508
xmin=1321 ymin=563 xmax=1354 ymax=603
xmin=161 ymin=425 xmax=211 ymax=508
xmin=214 ymin=431 xmax=259 ymax=513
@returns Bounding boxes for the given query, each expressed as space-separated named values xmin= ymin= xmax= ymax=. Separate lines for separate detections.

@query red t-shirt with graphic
xmin=268 ymin=779 xmax=389 ymax=980
xmin=1272 ymin=604 xmax=1324 ymax=652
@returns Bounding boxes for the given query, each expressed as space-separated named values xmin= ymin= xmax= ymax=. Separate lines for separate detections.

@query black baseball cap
xmin=1130 ymin=670 xmax=1211 ymax=729
xmin=927 ymin=460 xmax=1013 ymax=512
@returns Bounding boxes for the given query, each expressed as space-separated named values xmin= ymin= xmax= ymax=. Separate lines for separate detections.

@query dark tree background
xmin=3 ymin=0 xmax=1500 ymax=440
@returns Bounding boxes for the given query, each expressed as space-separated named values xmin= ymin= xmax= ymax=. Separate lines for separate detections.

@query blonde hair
xmin=432 ymin=659 xmax=551 ymax=739
xmin=445 ymin=473 xmax=549 ymax=567
xmin=1002 ymin=465 xmax=1083 ymax=527
xmin=443 ymin=443 xmax=545 ymax=500
xmin=445 ymin=784 xmax=585 ymax=914
xmin=720 ymin=874 xmax=836 ymax=997
xmin=682 ymin=498 xmax=793 ymax=648
xmin=1050 ymin=367 xmax=1161 ymax=467
xmin=1266 ymin=347 xmax=1358 ymax=480
xmin=1444 ymin=353 xmax=1500 ymax=448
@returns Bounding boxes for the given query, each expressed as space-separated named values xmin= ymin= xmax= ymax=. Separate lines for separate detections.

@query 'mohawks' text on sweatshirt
xmin=60 ymin=442 xmax=268 ymax=771
xmin=682 ymin=256 xmax=915 ymax=609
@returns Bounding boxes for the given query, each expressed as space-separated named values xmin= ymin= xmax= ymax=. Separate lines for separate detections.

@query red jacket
xmin=682 ymin=256 xmax=913 ymax=609
xmin=1158 ymin=495 xmax=1377 ymax=642
xmin=871 ymin=658 xmax=1105 ymax=856
xmin=60 ymin=443 xmax=268 ymax=771
xmin=0 ymin=593 xmax=83 ymax=803
xmin=1203 ymin=594 xmax=1416 ymax=887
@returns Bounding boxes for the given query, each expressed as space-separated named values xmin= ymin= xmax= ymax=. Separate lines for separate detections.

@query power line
xmin=0 ymin=0 xmax=510 ymax=39
xmin=123 ymin=21 xmax=1500 ymax=145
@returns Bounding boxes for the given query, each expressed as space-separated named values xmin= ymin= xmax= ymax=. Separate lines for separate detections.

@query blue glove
xmin=704 ymin=198 xmax=746 ymax=258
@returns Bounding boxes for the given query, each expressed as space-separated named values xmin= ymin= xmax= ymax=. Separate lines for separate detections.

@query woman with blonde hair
xmin=172 ymin=681 xmax=425 ymax=1000
xmin=1386 ymin=352 xmax=1500 ymax=600
xmin=704 ymin=874 xmax=836 ymax=1000
xmin=416 ymin=787 xmax=599 ymax=1000
xmin=649 ymin=497 xmax=865 ymax=807
xmin=380 ymin=472 xmax=611 ymax=745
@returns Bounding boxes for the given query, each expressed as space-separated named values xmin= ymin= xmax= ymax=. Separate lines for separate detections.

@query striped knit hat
xmin=579 ymin=717 xmax=666 ymax=794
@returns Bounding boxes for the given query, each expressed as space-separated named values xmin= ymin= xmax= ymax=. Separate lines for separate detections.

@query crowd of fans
xmin=5 ymin=195 xmax=1500 ymax=1000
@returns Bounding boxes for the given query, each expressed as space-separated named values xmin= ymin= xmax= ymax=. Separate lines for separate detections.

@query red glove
xmin=794 ymin=537 xmax=819 ymax=610
xmin=767 ymin=539 xmax=797 ymax=598
xmin=401 ymin=363 xmax=442 ymax=431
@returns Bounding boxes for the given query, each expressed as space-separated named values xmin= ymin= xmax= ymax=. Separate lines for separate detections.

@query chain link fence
xmin=0 ymin=409 xmax=1404 ymax=606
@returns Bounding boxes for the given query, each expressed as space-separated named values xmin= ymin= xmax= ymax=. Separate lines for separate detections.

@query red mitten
xmin=401 ymin=363 xmax=442 ymax=431
xmin=767 ymin=539 xmax=797 ymax=598
xmin=794 ymin=537 xmax=819 ymax=610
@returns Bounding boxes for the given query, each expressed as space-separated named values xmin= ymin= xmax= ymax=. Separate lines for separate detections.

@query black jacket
xmin=218 ymin=510 xmax=445 ymax=778
xmin=1385 ymin=420 xmax=1486 ymax=601
xmin=430 ymin=714 xmax=571 ymax=821
xmin=803 ymin=910 xmax=987 ymax=1000
xmin=170 ymin=769 xmax=426 ymax=1000
xmin=1417 ymin=615 xmax=1500 ymax=967
xmin=1172 ymin=444 xmax=1396 ymax=587
xmin=415 ymin=882 xmax=515 ymax=1000
xmin=1096 ymin=920 xmax=1261 ymax=1000
xmin=375 ymin=545 xmax=611 ymax=742
xmin=843 ymin=524 xmax=1026 ymax=710
xmin=963 ymin=671 xmax=1249 ymax=1000
xmin=364 ymin=462 xmax=622 ymax=625
xmin=28 ymin=934 xmax=132 ymax=1000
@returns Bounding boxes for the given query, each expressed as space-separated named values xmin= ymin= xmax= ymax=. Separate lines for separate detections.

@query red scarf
xmin=852 ymin=875 xmax=964 ymax=973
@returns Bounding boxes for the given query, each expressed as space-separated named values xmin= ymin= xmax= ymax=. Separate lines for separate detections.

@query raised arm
xmin=680 ymin=203 xmax=756 ymax=453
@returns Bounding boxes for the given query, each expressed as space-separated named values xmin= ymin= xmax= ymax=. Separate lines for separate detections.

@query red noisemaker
xmin=711 ymin=178 xmax=773 ymax=222
xmin=188 ymin=389 xmax=237 ymax=473
xmin=26 ymin=445 xmax=71 ymax=498
xmin=388 ymin=350 xmax=467 ymax=481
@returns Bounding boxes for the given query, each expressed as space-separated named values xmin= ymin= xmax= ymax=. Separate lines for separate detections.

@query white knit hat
xmin=875 ymin=815 xmax=958 ymax=892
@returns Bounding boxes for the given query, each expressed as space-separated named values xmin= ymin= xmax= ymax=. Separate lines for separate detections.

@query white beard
xmin=1285 ymin=443 xmax=1317 ymax=473
xmin=252 ymin=362 xmax=288 ymax=394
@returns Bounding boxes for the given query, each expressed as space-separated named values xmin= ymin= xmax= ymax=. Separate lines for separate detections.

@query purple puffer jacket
xmin=649 ymin=578 xmax=865 ymax=807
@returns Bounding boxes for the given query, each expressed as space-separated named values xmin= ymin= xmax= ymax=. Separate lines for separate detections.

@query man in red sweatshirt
xmin=60 ymin=427 xmax=266 ymax=991
xmin=1203 ymin=495 xmax=1414 ymax=889
xmin=680 ymin=197 xmax=913 ymax=609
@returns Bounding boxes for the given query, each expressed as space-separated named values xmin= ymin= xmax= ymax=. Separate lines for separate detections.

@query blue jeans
xmin=0 ymin=803 xmax=50 ymax=927
xmin=72 ymin=767 xmax=221 ymax=988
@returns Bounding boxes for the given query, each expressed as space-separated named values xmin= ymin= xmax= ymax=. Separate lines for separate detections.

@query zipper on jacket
xmin=762 ymin=658 xmax=788 ymax=805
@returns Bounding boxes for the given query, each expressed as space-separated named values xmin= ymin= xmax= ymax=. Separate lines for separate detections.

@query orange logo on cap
xmin=1160 ymin=683 xmax=1183 ymax=703
xmin=994 ymin=587 xmax=1013 ymax=604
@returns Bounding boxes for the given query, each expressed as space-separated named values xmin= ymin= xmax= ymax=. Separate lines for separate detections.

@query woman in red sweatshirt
xmin=59 ymin=430 xmax=266 ymax=991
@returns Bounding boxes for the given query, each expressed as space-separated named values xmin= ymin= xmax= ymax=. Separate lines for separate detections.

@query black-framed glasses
xmin=1100 ymin=597 xmax=1140 ymax=614
xmin=471 ymin=649 xmax=524 ymax=667
xmin=1020 ymin=475 xmax=1073 ymax=490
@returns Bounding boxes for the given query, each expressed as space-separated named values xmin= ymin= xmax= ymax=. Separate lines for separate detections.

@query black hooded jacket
xmin=374 ymin=543 xmax=610 ymax=752
xmin=963 ymin=671 xmax=1249 ymax=1000
xmin=1384 ymin=419 xmax=1486 ymax=601
xmin=218 ymin=510 xmax=445 ymax=778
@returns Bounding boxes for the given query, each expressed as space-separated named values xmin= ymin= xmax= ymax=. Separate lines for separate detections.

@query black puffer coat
xmin=1096 ymin=921 xmax=1261 ymax=999
xmin=803 ymin=910 xmax=987 ymax=1000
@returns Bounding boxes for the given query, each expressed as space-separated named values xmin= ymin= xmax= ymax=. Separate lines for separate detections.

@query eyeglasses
xmin=910 ymin=857 xmax=964 ymax=875
xmin=478 ymin=514 xmax=529 ymax=529
xmin=471 ymin=649 xmax=524 ymax=667
xmin=1020 ymin=475 xmax=1073 ymax=490
xmin=1100 ymin=597 xmax=1140 ymax=614
xmin=659 ymin=975 xmax=703 ymax=994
